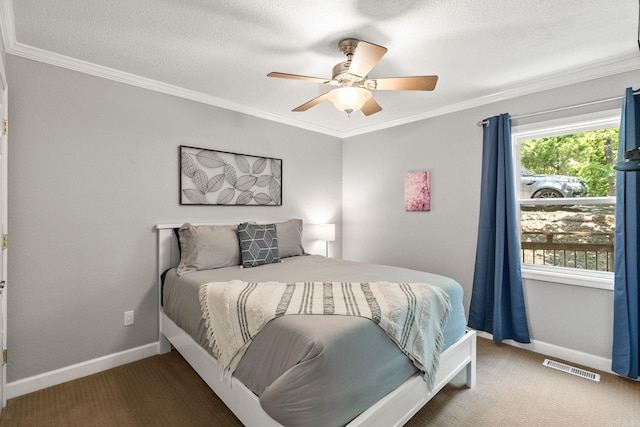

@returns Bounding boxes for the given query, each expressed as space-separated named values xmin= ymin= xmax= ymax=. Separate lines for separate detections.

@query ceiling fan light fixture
xmin=268 ymin=38 xmax=436 ymax=117
xmin=327 ymin=87 xmax=372 ymax=117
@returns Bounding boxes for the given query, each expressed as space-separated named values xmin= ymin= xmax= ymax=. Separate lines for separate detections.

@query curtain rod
xmin=476 ymin=95 xmax=626 ymax=127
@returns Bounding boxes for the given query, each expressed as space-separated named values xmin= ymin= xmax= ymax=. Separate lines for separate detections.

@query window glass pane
xmin=517 ymin=125 xmax=619 ymax=273
xmin=520 ymin=203 xmax=615 ymax=272
xmin=519 ymin=127 xmax=619 ymax=199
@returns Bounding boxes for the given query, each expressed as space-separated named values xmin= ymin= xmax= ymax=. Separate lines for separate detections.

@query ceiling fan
xmin=267 ymin=38 xmax=438 ymax=117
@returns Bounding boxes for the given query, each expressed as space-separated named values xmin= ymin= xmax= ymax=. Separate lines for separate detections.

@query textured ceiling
xmin=2 ymin=0 xmax=640 ymax=136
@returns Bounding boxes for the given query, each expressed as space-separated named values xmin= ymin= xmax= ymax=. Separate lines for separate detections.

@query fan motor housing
xmin=332 ymin=61 xmax=360 ymax=84
xmin=332 ymin=61 xmax=349 ymax=78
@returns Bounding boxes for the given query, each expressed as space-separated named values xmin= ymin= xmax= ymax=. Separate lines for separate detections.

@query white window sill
xmin=521 ymin=265 xmax=614 ymax=291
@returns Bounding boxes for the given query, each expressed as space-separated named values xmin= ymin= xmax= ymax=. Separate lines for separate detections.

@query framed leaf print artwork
xmin=405 ymin=171 xmax=431 ymax=212
xmin=180 ymin=145 xmax=282 ymax=205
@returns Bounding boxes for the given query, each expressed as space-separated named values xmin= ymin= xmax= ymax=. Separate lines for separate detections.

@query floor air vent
xmin=543 ymin=359 xmax=601 ymax=382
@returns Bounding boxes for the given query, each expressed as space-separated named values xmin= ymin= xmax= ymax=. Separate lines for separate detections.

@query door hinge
xmin=1 ymin=234 xmax=6 ymax=250
xmin=2 ymin=120 xmax=7 ymax=136
xmin=2 ymin=349 xmax=6 ymax=365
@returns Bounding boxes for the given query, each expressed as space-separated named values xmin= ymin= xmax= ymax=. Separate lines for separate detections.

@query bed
xmin=156 ymin=221 xmax=476 ymax=426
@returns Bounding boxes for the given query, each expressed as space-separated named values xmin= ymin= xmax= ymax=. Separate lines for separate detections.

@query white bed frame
xmin=156 ymin=223 xmax=476 ymax=426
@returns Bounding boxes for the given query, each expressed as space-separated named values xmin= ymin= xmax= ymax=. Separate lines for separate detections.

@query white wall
xmin=342 ymin=69 xmax=640 ymax=371
xmin=6 ymin=55 xmax=342 ymax=382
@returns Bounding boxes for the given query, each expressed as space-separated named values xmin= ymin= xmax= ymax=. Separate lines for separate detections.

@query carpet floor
xmin=0 ymin=337 xmax=638 ymax=426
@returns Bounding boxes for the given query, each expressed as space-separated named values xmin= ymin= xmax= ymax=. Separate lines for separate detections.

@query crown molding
xmin=5 ymin=39 xmax=344 ymax=138
xmin=0 ymin=0 xmax=343 ymax=138
xmin=0 ymin=0 xmax=15 ymax=89
xmin=1 ymin=0 xmax=639 ymax=139
xmin=0 ymin=0 xmax=15 ymax=52
xmin=342 ymin=53 xmax=640 ymax=138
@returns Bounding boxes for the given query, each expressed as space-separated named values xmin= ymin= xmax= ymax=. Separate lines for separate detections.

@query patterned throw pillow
xmin=237 ymin=222 xmax=280 ymax=268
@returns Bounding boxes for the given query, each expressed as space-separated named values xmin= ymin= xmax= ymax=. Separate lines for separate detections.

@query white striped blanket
xmin=199 ymin=280 xmax=452 ymax=390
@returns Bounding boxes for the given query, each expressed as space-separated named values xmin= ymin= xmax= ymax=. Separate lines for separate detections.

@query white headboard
xmin=155 ymin=220 xmax=318 ymax=282
xmin=156 ymin=223 xmax=182 ymax=282
xmin=156 ymin=221 xmax=258 ymax=279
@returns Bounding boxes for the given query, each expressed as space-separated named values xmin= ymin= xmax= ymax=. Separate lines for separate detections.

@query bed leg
xmin=466 ymin=331 xmax=477 ymax=388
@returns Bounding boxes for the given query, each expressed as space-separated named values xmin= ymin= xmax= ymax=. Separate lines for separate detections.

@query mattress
xmin=162 ymin=255 xmax=467 ymax=426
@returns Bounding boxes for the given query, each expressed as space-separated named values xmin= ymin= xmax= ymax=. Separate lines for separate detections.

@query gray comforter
xmin=162 ymin=255 xmax=467 ymax=427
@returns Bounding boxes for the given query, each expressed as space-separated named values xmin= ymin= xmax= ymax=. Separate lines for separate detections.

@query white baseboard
xmin=3 ymin=335 xmax=616 ymax=400
xmin=6 ymin=342 xmax=160 ymax=399
xmin=475 ymin=331 xmax=614 ymax=374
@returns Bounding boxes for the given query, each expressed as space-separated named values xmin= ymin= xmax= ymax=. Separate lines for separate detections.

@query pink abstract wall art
xmin=405 ymin=171 xmax=431 ymax=212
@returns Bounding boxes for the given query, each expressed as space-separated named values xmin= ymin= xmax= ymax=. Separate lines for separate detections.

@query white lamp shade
xmin=317 ymin=224 xmax=336 ymax=242
xmin=327 ymin=87 xmax=371 ymax=114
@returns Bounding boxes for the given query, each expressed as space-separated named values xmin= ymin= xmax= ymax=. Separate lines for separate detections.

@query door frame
xmin=0 ymin=48 xmax=8 ymax=410
xmin=0 ymin=85 xmax=7 ymax=410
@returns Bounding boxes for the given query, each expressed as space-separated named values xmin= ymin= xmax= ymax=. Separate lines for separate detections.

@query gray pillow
xmin=275 ymin=218 xmax=305 ymax=258
xmin=238 ymin=222 xmax=280 ymax=268
xmin=176 ymin=223 xmax=241 ymax=275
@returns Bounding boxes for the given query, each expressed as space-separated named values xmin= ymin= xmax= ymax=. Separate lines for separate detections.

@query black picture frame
xmin=179 ymin=145 xmax=282 ymax=206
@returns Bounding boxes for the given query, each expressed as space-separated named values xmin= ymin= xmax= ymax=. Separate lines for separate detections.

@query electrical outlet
xmin=124 ymin=310 xmax=134 ymax=326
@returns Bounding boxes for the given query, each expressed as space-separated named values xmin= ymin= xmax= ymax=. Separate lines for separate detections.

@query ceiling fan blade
xmin=348 ymin=41 xmax=387 ymax=78
xmin=268 ymin=72 xmax=328 ymax=84
xmin=361 ymin=97 xmax=382 ymax=116
xmin=292 ymin=93 xmax=329 ymax=112
xmin=373 ymin=76 xmax=438 ymax=91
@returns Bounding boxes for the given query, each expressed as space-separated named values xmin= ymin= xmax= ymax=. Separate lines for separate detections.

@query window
xmin=513 ymin=112 xmax=619 ymax=283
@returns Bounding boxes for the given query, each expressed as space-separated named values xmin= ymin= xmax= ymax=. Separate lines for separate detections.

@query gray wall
xmin=6 ymin=56 xmax=342 ymax=382
xmin=342 ymin=69 xmax=639 ymax=364
xmin=6 ymin=50 xmax=638 ymax=383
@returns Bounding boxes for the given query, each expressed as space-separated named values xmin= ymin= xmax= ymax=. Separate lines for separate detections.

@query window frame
xmin=511 ymin=109 xmax=620 ymax=290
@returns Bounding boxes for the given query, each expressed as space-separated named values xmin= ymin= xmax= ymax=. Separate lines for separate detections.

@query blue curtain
xmin=468 ymin=113 xmax=530 ymax=343
xmin=612 ymin=88 xmax=640 ymax=379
